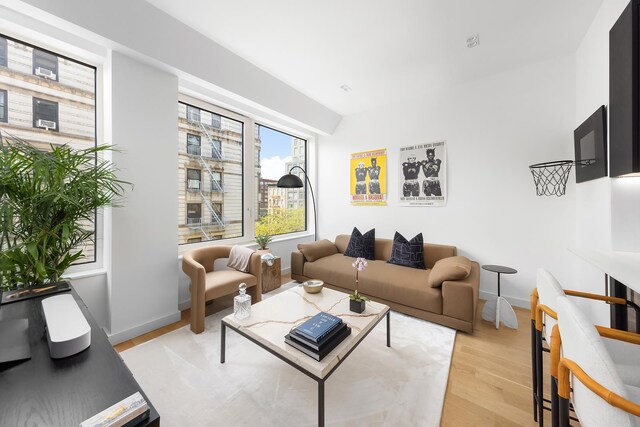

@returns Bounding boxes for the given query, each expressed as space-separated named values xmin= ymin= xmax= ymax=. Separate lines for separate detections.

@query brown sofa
xmin=291 ymin=234 xmax=480 ymax=333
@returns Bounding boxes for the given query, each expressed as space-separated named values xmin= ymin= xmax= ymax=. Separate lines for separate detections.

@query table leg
xmin=318 ymin=380 xmax=324 ymax=427
xmin=495 ymin=295 xmax=501 ymax=329
xmin=386 ymin=311 xmax=391 ymax=347
xmin=220 ymin=322 xmax=226 ymax=364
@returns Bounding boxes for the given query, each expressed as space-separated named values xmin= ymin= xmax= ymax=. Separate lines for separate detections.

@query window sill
xmin=63 ymin=268 xmax=107 ymax=280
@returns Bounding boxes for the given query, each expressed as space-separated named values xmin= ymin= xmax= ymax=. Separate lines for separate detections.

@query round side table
xmin=481 ymin=264 xmax=518 ymax=329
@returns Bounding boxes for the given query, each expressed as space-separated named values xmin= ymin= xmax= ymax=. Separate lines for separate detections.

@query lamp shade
xmin=277 ymin=173 xmax=304 ymax=188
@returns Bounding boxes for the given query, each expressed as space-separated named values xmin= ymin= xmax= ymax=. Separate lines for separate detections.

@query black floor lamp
xmin=277 ymin=166 xmax=317 ymax=242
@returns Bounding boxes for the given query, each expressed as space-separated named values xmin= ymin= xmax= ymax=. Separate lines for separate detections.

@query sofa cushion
xmin=343 ymin=227 xmax=375 ymax=260
xmin=387 ymin=232 xmax=426 ymax=269
xmin=298 ymin=239 xmax=339 ymax=262
xmin=428 ymin=256 xmax=472 ymax=287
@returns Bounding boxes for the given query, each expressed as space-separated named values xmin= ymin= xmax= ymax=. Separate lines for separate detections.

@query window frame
xmin=186 ymin=202 xmax=202 ymax=225
xmin=0 ymin=36 xmax=7 ymax=67
xmin=186 ymin=133 xmax=201 ymax=156
xmin=186 ymin=168 xmax=201 ymax=191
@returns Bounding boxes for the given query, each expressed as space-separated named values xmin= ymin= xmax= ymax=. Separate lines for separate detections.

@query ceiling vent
xmin=466 ymin=34 xmax=480 ymax=48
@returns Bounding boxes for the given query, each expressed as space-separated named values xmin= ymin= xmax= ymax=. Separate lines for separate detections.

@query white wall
xmin=317 ymin=55 xmax=578 ymax=307
xmin=574 ymin=0 xmax=640 ymax=324
xmin=106 ymin=51 xmax=181 ymax=341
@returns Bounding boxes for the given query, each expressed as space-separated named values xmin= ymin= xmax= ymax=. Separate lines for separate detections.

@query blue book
xmin=294 ymin=312 xmax=342 ymax=343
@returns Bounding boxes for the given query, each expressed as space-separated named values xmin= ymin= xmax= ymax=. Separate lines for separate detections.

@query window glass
xmin=0 ymin=90 xmax=6 ymax=122
xmin=0 ymin=34 xmax=97 ymax=264
xmin=0 ymin=37 xmax=6 ymax=67
xmin=178 ymin=102 xmax=244 ymax=244
xmin=255 ymin=125 xmax=307 ymax=237
xmin=33 ymin=49 xmax=58 ymax=81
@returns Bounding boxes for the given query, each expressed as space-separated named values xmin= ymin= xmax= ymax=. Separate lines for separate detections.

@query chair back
xmin=556 ymin=296 xmax=636 ymax=427
xmin=536 ymin=268 xmax=565 ymax=342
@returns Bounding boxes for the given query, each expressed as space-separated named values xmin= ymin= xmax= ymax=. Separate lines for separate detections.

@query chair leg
xmin=551 ymin=376 xmax=559 ymax=427
xmin=558 ymin=396 xmax=570 ymax=427
xmin=191 ymin=294 xmax=205 ymax=334
xmin=536 ymin=329 xmax=545 ymax=426
xmin=531 ymin=320 xmax=538 ymax=421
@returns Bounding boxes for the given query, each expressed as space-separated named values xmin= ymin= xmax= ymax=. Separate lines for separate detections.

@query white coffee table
xmin=220 ymin=285 xmax=390 ymax=427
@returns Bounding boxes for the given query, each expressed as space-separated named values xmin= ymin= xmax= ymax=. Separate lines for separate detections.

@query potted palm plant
xmin=255 ymin=234 xmax=272 ymax=251
xmin=0 ymin=131 xmax=129 ymax=291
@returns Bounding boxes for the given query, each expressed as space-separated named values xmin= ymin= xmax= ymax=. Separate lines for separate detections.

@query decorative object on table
xmin=0 ymin=130 xmax=129 ymax=290
xmin=80 ymin=391 xmax=149 ymax=427
xmin=284 ymin=311 xmax=351 ymax=361
xmin=254 ymin=234 xmax=272 ymax=251
xmin=41 ymin=294 xmax=91 ymax=358
xmin=277 ymin=166 xmax=317 ymax=241
xmin=481 ymin=264 xmax=518 ymax=329
xmin=573 ymin=105 xmax=607 ymax=183
xmin=261 ymin=254 xmax=281 ymax=294
xmin=343 ymin=227 xmax=375 ymax=260
xmin=234 ymin=283 xmax=251 ymax=320
xmin=0 ymin=317 xmax=31 ymax=364
xmin=261 ymin=252 xmax=276 ymax=267
xmin=349 ymin=148 xmax=387 ymax=206
xmin=398 ymin=141 xmax=447 ymax=207
xmin=387 ymin=232 xmax=426 ymax=269
xmin=1 ymin=281 xmax=71 ymax=305
xmin=302 ymin=280 xmax=324 ymax=294
xmin=349 ymin=257 xmax=369 ymax=313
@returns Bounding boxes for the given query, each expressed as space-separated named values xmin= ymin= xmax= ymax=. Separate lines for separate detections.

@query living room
xmin=1 ymin=0 xmax=639 ymax=426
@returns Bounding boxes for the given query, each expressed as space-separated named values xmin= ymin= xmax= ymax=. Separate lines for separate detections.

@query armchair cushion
xmin=428 ymin=255 xmax=471 ymax=287
xmin=298 ymin=239 xmax=338 ymax=262
xmin=204 ymin=269 xmax=258 ymax=301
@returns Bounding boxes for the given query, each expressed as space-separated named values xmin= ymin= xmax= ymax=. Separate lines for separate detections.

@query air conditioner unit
xmin=36 ymin=119 xmax=56 ymax=130
xmin=35 ymin=67 xmax=56 ymax=80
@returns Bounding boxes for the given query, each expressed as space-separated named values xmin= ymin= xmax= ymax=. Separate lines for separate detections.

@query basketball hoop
xmin=529 ymin=160 xmax=574 ymax=197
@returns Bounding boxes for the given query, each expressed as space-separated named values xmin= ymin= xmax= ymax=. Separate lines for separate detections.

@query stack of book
xmin=285 ymin=312 xmax=351 ymax=361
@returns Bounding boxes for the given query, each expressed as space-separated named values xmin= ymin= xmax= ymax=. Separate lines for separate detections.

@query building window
xmin=186 ymin=169 xmax=201 ymax=191
xmin=255 ymin=124 xmax=307 ymax=237
xmin=211 ymin=171 xmax=223 ymax=192
xmin=186 ymin=105 xmax=200 ymax=123
xmin=33 ymin=48 xmax=58 ymax=81
xmin=0 ymin=90 xmax=6 ymax=123
xmin=187 ymin=133 xmax=201 ymax=156
xmin=33 ymin=98 xmax=59 ymax=131
xmin=178 ymin=101 xmax=245 ymax=244
xmin=187 ymin=203 xmax=201 ymax=225
xmin=0 ymin=36 xmax=7 ymax=67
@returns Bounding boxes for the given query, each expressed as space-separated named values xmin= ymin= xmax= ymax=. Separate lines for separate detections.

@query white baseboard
xmin=479 ymin=291 xmax=528 ymax=309
xmin=107 ymin=310 xmax=181 ymax=345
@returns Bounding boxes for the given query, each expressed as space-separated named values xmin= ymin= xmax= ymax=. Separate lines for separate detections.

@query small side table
xmin=261 ymin=256 xmax=281 ymax=294
xmin=481 ymin=264 xmax=518 ymax=329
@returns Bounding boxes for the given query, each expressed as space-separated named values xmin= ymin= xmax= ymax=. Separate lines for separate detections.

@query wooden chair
xmin=530 ymin=268 xmax=640 ymax=425
xmin=182 ymin=246 xmax=262 ymax=334
xmin=554 ymin=296 xmax=640 ymax=426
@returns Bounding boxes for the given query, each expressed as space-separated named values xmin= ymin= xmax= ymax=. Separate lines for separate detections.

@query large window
xmin=0 ymin=34 xmax=97 ymax=263
xmin=178 ymin=101 xmax=244 ymax=244
xmin=255 ymin=125 xmax=307 ymax=237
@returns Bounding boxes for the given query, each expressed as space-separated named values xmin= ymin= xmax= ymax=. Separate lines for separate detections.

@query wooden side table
xmin=261 ymin=256 xmax=281 ymax=293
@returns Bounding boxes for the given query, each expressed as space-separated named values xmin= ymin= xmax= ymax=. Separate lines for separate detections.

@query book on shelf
xmin=290 ymin=322 xmax=348 ymax=351
xmin=285 ymin=326 xmax=351 ymax=361
xmin=294 ymin=312 xmax=342 ymax=343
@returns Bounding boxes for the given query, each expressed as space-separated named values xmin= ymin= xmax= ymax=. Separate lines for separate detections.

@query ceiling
xmin=146 ymin=0 xmax=603 ymax=116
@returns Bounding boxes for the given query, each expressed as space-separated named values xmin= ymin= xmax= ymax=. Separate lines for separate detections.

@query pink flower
xmin=352 ymin=257 xmax=368 ymax=271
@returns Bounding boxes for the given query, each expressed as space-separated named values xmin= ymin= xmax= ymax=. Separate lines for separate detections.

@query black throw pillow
xmin=387 ymin=232 xmax=426 ymax=269
xmin=344 ymin=227 xmax=376 ymax=260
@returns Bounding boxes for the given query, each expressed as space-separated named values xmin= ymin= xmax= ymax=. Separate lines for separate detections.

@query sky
xmin=259 ymin=125 xmax=295 ymax=180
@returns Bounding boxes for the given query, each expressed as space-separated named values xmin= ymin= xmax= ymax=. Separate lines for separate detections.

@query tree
xmin=255 ymin=207 xmax=304 ymax=236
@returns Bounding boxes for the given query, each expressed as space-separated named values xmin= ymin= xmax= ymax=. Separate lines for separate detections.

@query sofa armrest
xmin=442 ymin=261 xmax=480 ymax=326
xmin=291 ymin=251 xmax=306 ymax=279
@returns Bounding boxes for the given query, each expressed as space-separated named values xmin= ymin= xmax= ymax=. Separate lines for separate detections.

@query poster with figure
xmin=399 ymin=141 xmax=447 ymax=206
xmin=350 ymin=148 xmax=387 ymax=205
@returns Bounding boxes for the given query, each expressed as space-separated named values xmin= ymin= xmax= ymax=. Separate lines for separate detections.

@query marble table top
xmin=222 ymin=285 xmax=390 ymax=379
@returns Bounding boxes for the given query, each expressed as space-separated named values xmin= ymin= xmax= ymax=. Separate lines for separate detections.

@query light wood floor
xmin=115 ymin=275 xmax=551 ymax=426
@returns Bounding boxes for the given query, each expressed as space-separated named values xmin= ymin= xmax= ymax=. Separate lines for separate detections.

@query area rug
xmin=120 ymin=283 xmax=456 ymax=426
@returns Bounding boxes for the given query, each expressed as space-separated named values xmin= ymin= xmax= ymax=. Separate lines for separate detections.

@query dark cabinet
xmin=610 ymin=0 xmax=640 ymax=177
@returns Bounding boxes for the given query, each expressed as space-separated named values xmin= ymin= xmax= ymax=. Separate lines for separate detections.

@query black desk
xmin=0 ymin=288 xmax=160 ymax=426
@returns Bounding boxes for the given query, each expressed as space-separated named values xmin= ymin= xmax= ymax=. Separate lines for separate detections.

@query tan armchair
xmin=182 ymin=245 xmax=262 ymax=334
